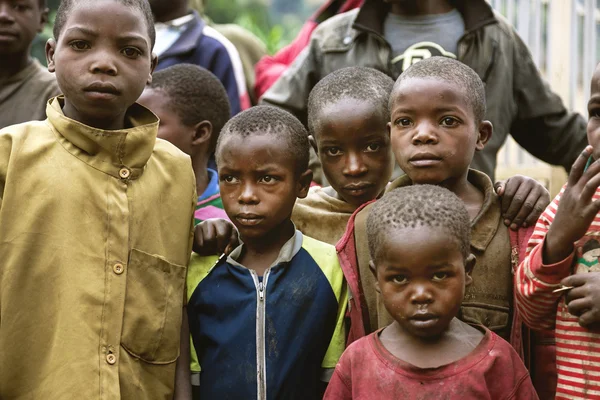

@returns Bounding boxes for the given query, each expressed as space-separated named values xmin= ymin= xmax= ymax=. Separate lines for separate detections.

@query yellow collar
xmin=46 ymin=96 xmax=159 ymax=180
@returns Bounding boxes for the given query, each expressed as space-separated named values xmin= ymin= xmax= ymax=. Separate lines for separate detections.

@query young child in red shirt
xmin=324 ymin=184 xmax=538 ymax=399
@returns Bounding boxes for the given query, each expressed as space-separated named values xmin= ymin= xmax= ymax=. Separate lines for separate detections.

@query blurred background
xmin=32 ymin=0 xmax=323 ymax=62
xmin=31 ymin=0 xmax=600 ymax=196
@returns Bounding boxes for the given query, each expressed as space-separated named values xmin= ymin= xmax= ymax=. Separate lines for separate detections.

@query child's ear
xmin=464 ymin=254 xmax=476 ymax=286
xmin=39 ymin=8 xmax=49 ymax=33
xmin=476 ymin=121 xmax=493 ymax=151
xmin=192 ymin=120 xmax=212 ymax=147
xmin=296 ymin=169 xmax=313 ymax=199
xmin=369 ymin=260 xmax=381 ymax=293
xmin=46 ymin=38 xmax=56 ymax=73
xmin=147 ymin=53 xmax=158 ymax=84
xmin=308 ymin=135 xmax=318 ymax=155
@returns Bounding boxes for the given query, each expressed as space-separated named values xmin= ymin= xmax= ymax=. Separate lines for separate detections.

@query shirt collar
xmin=155 ymin=12 xmax=195 ymax=29
xmin=387 ymin=169 xmax=499 ymax=252
xmin=46 ymin=96 xmax=159 ymax=180
xmin=227 ymin=228 xmax=304 ymax=270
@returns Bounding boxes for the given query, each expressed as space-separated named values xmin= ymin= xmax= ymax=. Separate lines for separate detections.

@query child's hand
xmin=193 ymin=219 xmax=239 ymax=256
xmin=495 ymin=175 xmax=550 ymax=230
xmin=545 ymin=146 xmax=600 ymax=264
xmin=563 ymin=272 xmax=600 ymax=329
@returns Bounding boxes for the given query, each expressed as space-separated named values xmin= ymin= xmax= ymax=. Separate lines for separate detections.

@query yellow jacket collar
xmin=46 ymin=96 xmax=159 ymax=180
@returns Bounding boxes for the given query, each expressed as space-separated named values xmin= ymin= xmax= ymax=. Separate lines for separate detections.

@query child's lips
xmin=235 ymin=214 xmax=264 ymax=226
xmin=409 ymin=153 xmax=442 ymax=167
xmin=343 ymin=182 xmax=375 ymax=196
xmin=0 ymin=30 xmax=18 ymax=41
xmin=83 ymin=82 xmax=120 ymax=99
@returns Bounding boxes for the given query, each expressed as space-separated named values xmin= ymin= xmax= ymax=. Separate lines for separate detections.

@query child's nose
xmin=90 ymin=52 xmax=118 ymax=76
xmin=411 ymin=124 xmax=439 ymax=145
xmin=238 ymin=182 xmax=259 ymax=204
xmin=0 ymin=4 xmax=15 ymax=22
xmin=343 ymin=153 xmax=367 ymax=176
xmin=410 ymin=284 xmax=434 ymax=305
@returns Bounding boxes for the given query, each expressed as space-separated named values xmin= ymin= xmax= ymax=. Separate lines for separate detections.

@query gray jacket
xmin=260 ymin=0 xmax=587 ymax=179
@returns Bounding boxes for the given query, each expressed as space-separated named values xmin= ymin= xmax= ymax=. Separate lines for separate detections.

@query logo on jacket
xmin=391 ymin=41 xmax=457 ymax=73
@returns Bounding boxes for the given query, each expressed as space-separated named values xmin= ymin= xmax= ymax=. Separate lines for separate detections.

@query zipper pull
xmin=259 ymin=281 xmax=264 ymax=301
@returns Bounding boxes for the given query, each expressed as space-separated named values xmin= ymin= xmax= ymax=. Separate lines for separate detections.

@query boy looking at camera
xmin=0 ymin=0 xmax=196 ymax=398
xmin=0 ymin=0 xmax=60 ymax=128
xmin=516 ymin=63 xmax=600 ymax=400
xmin=138 ymin=64 xmax=231 ymax=223
xmin=183 ymin=106 xmax=348 ymax=399
xmin=324 ymin=185 xmax=537 ymax=399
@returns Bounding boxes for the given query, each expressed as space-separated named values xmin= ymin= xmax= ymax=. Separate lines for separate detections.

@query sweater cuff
xmin=529 ymin=239 xmax=574 ymax=284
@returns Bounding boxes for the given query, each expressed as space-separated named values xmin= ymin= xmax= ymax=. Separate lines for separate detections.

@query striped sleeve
xmin=515 ymin=185 xmax=575 ymax=330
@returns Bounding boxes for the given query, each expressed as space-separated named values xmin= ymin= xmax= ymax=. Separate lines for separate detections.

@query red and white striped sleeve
xmin=515 ymin=185 xmax=575 ymax=330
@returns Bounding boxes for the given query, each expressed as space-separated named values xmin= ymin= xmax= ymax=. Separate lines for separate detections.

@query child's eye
xmin=325 ymin=147 xmax=342 ymax=157
xmin=432 ymin=272 xmax=448 ymax=281
xmin=12 ymin=3 xmax=30 ymax=11
xmin=440 ymin=117 xmax=459 ymax=127
xmin=221 ymin=175 xmax=238 ymax=183
xmin=392 ymin=275 xmax=408 ymax=284
xmin=395 ymin=118 xmax=412 ymax=127
xmin=260 ymin=175 xmax=277 ymax=184
xmin=122 ymin=47 xmax=142 ymax=58
xmin=365 ymin=143 xmax=381 ymax=152
xmin=69 ymin=40 xmax=90 ymax=51
xmin=589 ymin=108 xmax=600 ymax=119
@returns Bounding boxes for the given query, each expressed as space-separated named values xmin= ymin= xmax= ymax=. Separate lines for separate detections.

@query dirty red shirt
xmin=324 ymin=328 xmax=538 ymax=400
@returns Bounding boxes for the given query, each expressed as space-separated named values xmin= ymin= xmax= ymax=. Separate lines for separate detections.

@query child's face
xmin=46 ymin=0 xmax=156 ymax=128
xmin=588 ymin=66 xmax=600 ymax=160
xmin=313 ymin=98 xmax=393 ymax=208
xmin=138 ymin=88 xmax=195 ymax=156
xmin=373 ymin=226 xmax=473 ymax=339
xmin=217 ymin=135 xmax=311 ymax=241
xmin=0 ymin=0 xmax=46 ymax=57
xmin=389 ymin=77 xmax=490 ymax=185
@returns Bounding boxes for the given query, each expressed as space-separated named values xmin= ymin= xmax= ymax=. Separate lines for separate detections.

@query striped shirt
xmin=516 ymin=184 xmax=600 ymax=399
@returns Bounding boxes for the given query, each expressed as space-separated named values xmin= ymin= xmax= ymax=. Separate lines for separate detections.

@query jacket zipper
xmin=251 ymin=269 xmax=270 ymax=400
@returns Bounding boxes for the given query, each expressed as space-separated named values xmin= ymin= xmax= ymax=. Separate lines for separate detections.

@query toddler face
xmin=314 ymin=98 xmax=393 ymax=208
xmin=374 ymin=225 xmax=471 ymax=339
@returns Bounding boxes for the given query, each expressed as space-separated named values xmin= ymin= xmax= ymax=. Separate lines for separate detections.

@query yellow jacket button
xmin=106 ymin=353 xmax=116 ymax=365
xmin=113 ymin=263 xmax=124 ymax=275
xmin=119 ymin=168 xmax=131 ymax=179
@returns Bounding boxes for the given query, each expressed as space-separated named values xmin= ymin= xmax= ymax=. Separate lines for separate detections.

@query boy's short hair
xmin=216 ymin=105 xmax=310 ymax=175
xmin=367 ymin=185 xmax=471 ymax=262
xmin=391 ymin=57 xmax=486 ymax=124
xmin=307 ymin=67 xmax=395 ymax=137
xmin=53 ymin=0 xmax=156 ymax=48
xmin=148 ymin=64 xmax=231 ymax=152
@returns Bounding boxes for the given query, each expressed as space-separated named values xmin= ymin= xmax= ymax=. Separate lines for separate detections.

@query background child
xmin=0 ymin=0 xmax=196 ymax=398
xmin=148 ymin=0 xmax=249 ymax=114
xmin=324 ymin=185 xmax=537 ymax=399
xmin=345 ymin=57 xmax=549 ymax=339
xmin=0 ymin=0 xmax=60 ymax=128
xmin=183 ymin=105 xmax=347 ymax=399
xmin=515 ymin=62 xmax=600 ymax=400
xmin=292 ymin=66 xmax=395 ymax=244
xmin=138 ymin=63 xmax=230 ymax=224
